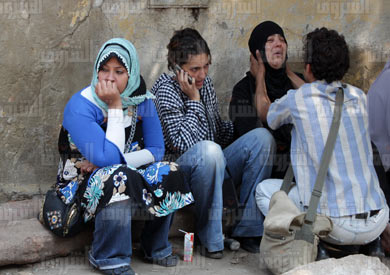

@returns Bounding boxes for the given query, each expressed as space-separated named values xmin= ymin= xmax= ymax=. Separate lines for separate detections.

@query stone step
xmin=0 ymin=198 xmax=237 ymax=267
xmin=0 ymin=218 xmax=92 ymax=266
xmin=0 ymin=197 xmax=195 ymax=267
xmin=0 ymin=196 xmax=196 ymax=236
xmin=0 ymin=195 xmax=43 ymax=224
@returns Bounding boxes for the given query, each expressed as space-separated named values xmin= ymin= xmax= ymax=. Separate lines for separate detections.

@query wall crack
xmin=52 ymin=1 xmax=94 ymax=48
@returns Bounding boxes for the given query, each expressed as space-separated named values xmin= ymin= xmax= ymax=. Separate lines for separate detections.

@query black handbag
xmin=39 ymin=189 xmax=85 ymax=238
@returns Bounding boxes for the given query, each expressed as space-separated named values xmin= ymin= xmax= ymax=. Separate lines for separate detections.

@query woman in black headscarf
xmin=229 ymin=21 xmax=304 ymax=177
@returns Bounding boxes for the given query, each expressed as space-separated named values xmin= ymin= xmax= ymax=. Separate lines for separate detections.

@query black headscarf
xmin=248 ymin=21 xmax=293 ymax=102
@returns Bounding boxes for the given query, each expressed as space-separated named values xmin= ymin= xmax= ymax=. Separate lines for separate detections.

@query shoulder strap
xmin=280 ymin=164 xmax=294 ymax=193
xmin=303 ymin=87 xmax=344 ymax=225
xmin=282 ymin=87 xmax=344 ymax=243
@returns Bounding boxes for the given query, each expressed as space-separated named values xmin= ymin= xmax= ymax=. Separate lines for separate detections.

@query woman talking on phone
xmin=151 ymin=28 xmax=274 ymax=257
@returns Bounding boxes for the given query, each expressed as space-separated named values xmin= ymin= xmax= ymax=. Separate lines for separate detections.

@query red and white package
xmin=183 ymin=232 xmax=194 ymax=262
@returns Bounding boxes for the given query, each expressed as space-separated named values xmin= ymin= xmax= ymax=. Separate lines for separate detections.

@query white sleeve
xmin=124 ymin=149 xmax=155 ymax=168
xmin=106 ymin=109 xmax=125 ymax=153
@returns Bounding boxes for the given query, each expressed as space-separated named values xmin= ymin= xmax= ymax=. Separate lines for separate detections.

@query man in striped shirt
xmin=255 ymin=28 xmax=388 ymax=254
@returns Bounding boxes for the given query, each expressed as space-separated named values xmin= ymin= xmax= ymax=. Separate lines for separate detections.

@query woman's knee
xmin=247 ymin=128 xmax=276 ymax=150
xmin=180 ymin=140 xmax=224 ymax=168
xmin=197 ymin=140 xmax=225 ymax=167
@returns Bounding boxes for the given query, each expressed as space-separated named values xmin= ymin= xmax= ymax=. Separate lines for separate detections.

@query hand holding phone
xmin=172 ymin=64 xmax=193 ymax=85
xmin=171 ymin=64 xmax=199 ymax=100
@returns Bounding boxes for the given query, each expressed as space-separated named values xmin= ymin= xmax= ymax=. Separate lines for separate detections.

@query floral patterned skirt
xmin=79 ymin=161 xmax=193 ymax=222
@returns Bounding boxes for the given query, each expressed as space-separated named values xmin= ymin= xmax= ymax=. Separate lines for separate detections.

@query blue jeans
xmin=176 ymin=128 xmax=275 ymax=252
xmin=88 ymin=199 xmax=173 ymax=270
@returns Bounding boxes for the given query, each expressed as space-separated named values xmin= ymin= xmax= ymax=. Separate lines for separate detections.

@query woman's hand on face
xmin=96 ymin=80 xmax=122 ymax=109
xmin=80 ymin=159 xmax=98 ymax=174
xmin=286 ymin=63 xmax=305 ymax=89
xmin=176 ymin=69 xmax=200 ymax=101
xmin=286 ymin=63 xmax=293 ymax=75
xmin=250 ymin=50 xmax=266 ymax=81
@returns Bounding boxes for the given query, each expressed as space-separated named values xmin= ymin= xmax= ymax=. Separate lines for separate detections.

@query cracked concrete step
xmin=0 ymin=197 xmax=195 ymax=267
xmin=0 ymin=196 xmax=203 ymax=236
xmin=0 ymin=218 xmax=93 ymax=266
xmin=0 ymin=197 xmax=237 ymax=267
xmin=0 ymin=195 xmax=43 ymax=224
xmin=0 ymin=196 xmax=196 ymax=237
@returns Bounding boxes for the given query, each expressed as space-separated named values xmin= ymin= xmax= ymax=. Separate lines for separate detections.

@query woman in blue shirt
xmin=55 ymin=38 xmax=193 ymax=275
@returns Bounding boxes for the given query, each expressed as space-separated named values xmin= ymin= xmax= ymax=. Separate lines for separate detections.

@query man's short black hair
xmin=303 ymin=27 xmax=349 ymax=83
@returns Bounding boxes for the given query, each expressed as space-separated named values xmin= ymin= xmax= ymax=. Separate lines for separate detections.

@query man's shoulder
xmin=369 ymin=65 xmax=390 ymax=94
xmin=305 ymin=81 xmax=366 ymax=105
xmin=300 ymin=81 xmax=356 ymax=95
xmin=342 ymin=83 xmax=366 ymax=99
xmin=300 ymin=82 xmax=319 ymax=91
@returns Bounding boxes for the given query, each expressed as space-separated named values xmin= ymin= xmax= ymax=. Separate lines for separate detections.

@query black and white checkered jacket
xmin=151 ymin=73 xmax=234 ymax=159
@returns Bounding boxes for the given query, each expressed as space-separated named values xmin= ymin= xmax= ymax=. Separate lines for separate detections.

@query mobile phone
xmin=172 ymin=64 xmax=193 ymax=85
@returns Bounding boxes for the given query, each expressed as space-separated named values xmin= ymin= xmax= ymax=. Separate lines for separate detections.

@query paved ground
xmin=4 ymin=237 xmax=390 ymax=275
xmin=0 ymin=237 xmax=271 ymax=275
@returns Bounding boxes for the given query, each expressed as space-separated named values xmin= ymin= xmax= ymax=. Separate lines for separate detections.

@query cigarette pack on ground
xmin=183 ymin=232 xmax=194 ymax=262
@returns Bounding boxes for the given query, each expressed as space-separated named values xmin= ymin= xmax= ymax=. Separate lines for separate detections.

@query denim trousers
xmin=256 ymin=178 xmax=389 ymax=245
xmin=176 ymin=128 xmax=275 ymax=252
xmin=88 ymin=199 xmax=173 ymax=270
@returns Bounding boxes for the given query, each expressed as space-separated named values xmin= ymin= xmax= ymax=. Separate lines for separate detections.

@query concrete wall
xmin=1 ymin=0 xmax=389 ymax=201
